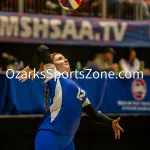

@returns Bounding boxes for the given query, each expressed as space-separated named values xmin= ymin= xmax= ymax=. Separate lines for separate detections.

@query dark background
xmin=0 ymin=43 xmax=150 ymax=70
xmin=0 ymin=115 xmax=149 ymax=150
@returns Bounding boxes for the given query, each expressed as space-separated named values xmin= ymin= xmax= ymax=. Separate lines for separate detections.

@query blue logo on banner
xmin=132 ymin=79 xmax=147 ymax=101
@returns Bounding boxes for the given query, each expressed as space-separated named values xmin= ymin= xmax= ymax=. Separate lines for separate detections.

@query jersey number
xmin=77 ymin=87 xmax=85 ymax=101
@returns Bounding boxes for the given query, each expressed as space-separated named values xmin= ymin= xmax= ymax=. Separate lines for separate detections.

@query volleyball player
xmin=18 ymin=45 xmax=124 ymax=150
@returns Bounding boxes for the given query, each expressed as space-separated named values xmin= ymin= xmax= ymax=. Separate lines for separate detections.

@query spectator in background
xmin=0 ymin=52 xmax=24 ymax=71
xmin=119 ymin=48 xmax=140 ymax=73
xmin=0 ymin=66 xmax=3 ymax=73
xmin=6 ymin=62 xmax=16 ymax=71
xmin=142 ymin=0 xmax=150 ymax=19
xmin=2 ymin=52 xmax=17 ymax=71
xmin=85 ymin=48 xmax=119 ymax=73
xmin=0 ymin=52 xmax=8 ymax=71
xmin=107 ymin=0 xmax=135 ymax=19
xmin=46 ymin=0 xmax=59 ymax=9
xmin=92 ymin=0 xmax=101 ymax=7
xmin=91 ymin=0 xmax=102 ymax=17
xmin=121 ymin=0 xmax=136 ymax=19
xmin=119 ymin=48 xmax=149 ymax=74
xmin=107 ymin=0 xmax=122 ymax=18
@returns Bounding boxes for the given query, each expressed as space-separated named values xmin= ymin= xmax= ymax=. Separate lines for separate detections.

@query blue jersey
xmin=38 ymin=74 xmax=90 ymax=136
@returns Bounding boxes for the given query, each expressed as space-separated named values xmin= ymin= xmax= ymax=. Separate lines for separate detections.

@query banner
xmin=0 ymin=12 xmax=150 ymax=47
xmin=1 ymin=73 xmax=150 ymax=114
xmin=97 ymin=77 xmax=150 ymax=114
xmin=0 ymin=74 xmax=46 ymax=114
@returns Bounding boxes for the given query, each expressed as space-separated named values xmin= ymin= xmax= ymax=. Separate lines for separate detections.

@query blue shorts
xmin=35 ymin=129 xmax=75 ymax=150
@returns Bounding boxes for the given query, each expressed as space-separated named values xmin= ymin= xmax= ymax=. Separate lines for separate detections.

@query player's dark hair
xmin=44 ymin=52 xmax=60 ymax=111
xmin=44 ymin=85 xmax=49 ymax=111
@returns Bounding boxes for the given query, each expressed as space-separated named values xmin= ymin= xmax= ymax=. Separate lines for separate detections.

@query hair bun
xmin=37 ymin=45 xmax=49 ymax=52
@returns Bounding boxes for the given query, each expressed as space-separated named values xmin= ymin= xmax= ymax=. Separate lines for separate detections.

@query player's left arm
xmin=18 ymin=45 xmax=57 ymax=82
xmin=82 ymin=99 xmax=124 ymax=139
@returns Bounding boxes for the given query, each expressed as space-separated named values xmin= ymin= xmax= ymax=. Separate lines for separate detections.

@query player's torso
xmin=38 ymin=76 xmax=85 ymax=136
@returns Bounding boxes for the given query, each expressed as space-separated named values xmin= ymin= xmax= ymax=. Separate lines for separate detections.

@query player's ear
xmin=38 ymin=63 xmax=44 ymax=72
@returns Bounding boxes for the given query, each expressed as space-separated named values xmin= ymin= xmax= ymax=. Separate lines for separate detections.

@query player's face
xmin=53 ymin=54 xmax=70 ymax=73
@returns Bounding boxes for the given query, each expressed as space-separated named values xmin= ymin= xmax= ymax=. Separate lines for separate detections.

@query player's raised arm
xmin=83 ymin=103 xmax=124 ymax=139
xmin=18 ymin=45 xmax=57 ymax=82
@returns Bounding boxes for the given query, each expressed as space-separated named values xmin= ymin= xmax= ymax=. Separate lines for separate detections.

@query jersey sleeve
xmin=82 ymin=97 xmax=91 ymax=108
xmin=76 ymin=86 xmax=91 ymax=108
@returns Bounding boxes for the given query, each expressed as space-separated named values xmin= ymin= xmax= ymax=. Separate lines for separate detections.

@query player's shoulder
xmin=72 ymin=80 xmax=87 ymax=94
xmin=61 ymin=76 xmax=86 ymax=91
xmin=62 ymin=77 xmax=78 ymax=88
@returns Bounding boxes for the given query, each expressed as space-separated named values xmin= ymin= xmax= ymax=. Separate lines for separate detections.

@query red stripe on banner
xmin=75 ymin=0 xmax=82 ymax=5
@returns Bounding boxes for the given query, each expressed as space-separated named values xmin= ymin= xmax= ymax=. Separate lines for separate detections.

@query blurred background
xmin=0 ymin=0 xmax=150 ymax=150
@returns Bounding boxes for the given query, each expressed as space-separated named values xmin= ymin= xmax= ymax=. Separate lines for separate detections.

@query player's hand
xmin=112 ymin=117 xmax=124 ymax=139
xmin=17 ymin=66 xmax=34 ymax=82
